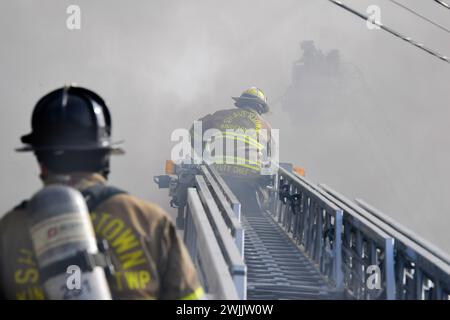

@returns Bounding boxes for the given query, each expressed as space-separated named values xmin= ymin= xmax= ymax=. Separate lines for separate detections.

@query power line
xmin=434 ymin=0 xmax=450 ymax=10
xmin=388 ymin=0 xmax=450 ymax=35
xmin=328 ymin=0 xmax=450 ymax=65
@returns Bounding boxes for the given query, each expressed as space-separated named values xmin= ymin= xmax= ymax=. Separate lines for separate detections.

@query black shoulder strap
xmin=81 ymin=184 xmax=127 ymax=212
xmin=11 ymin=185 xmax=126 ymax=213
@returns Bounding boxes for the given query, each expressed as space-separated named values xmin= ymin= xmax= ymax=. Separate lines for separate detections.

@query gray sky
xmin=1 ymin=0 xmax=450 ymax=253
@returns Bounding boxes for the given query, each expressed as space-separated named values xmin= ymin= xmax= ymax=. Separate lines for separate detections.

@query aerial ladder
xmin=154 ymin=162 xmax=450 ymax=300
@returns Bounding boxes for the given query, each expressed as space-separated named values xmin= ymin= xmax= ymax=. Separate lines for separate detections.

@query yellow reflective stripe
xmin=201 ymin=132 xmax=262 ymax=149
xmin=213 ymin=155 xmax=262 ymax=166
xmin=180 ymin=286 xmax=205 ymax=300
xmin=215 ymin=162 xmax=260 ymax=171
xmin=221 ymin=131 xmax=264 ymax=147
xmin=218 ymin=132 xmax=265 ymax=150
xmin=212 ymin=157 xmax=262 ymax=171
xmin=255 ymin=119 xmax=262 ymax=132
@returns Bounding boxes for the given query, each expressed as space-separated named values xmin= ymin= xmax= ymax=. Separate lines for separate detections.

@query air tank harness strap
xmin=39 ymin=239 xmax=115 ymax=284
xmin=81 ymin=184 xmax=127 ymax=212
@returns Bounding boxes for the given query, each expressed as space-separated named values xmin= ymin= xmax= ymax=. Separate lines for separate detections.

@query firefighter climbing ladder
xmin=155 ymin=163 xmax=450 ymax=300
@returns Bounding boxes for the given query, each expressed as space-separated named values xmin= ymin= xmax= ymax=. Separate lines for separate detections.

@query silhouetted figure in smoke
xmin=283 ymin=40 xmax=366 ymax=122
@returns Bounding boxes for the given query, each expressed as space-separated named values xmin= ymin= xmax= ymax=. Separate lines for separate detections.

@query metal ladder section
xmin=182 ymin=165 xmax=246 ymax=299
xmin=156 ymin=162 xmax=450 ymax=299
xmin=273 ymin=164 xmax=450 ymax=300
xmin=243 ymin=210 xmax=338 ymax=299
xmin=181 ymin=164 xmax=340 ymax=299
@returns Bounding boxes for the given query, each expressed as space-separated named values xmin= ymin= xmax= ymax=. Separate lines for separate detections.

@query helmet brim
xmin=232 ymin=96 xmax=268 ymax=106
xmin=15 ymin=141 xmax=125 ymax=155
xmin=232 ymin=96 xmax=269 ymax=113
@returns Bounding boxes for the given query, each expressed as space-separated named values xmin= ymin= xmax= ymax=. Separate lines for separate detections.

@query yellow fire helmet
xmin=232 ymin=87 xmax=269 ymax=114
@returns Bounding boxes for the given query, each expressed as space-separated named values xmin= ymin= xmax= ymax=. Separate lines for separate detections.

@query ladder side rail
xmin=185 ymin=188 xmax=240 ymax=299
xmin=195 ymin=176 xmax=247 ymax=300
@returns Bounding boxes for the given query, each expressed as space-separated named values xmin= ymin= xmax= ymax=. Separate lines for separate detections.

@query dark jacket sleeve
xmin=190 ymin=114 xmax=212 ymax=161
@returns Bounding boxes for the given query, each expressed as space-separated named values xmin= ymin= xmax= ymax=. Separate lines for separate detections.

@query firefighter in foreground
xmin=0 ymin=86 xmax=203 ymax=300
xmin=190 ymin=87 xmax=274 ymax=213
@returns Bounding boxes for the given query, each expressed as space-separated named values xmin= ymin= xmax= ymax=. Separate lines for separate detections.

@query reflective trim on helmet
xmin=244 ymin=87 xmax=267 ymax=103
xmin=232 ymin=87 xmax=269 ymax=114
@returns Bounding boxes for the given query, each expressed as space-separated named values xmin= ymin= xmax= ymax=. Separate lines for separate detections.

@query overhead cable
xmin=388 ymin=0 xmax=450 ymax=35
xmin=434 ymin=0 xmax=450 ymax=10
xmin=328 ymin=0 xmax=450 ymax=65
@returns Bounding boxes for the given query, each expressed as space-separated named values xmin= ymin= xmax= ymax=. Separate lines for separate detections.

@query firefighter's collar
xmin=43 ymin=172 xmax=106 ymax=190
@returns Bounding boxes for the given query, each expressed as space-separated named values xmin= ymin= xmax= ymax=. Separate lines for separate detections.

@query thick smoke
xmin=0 ymin=0 xmax=449 ymax=253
